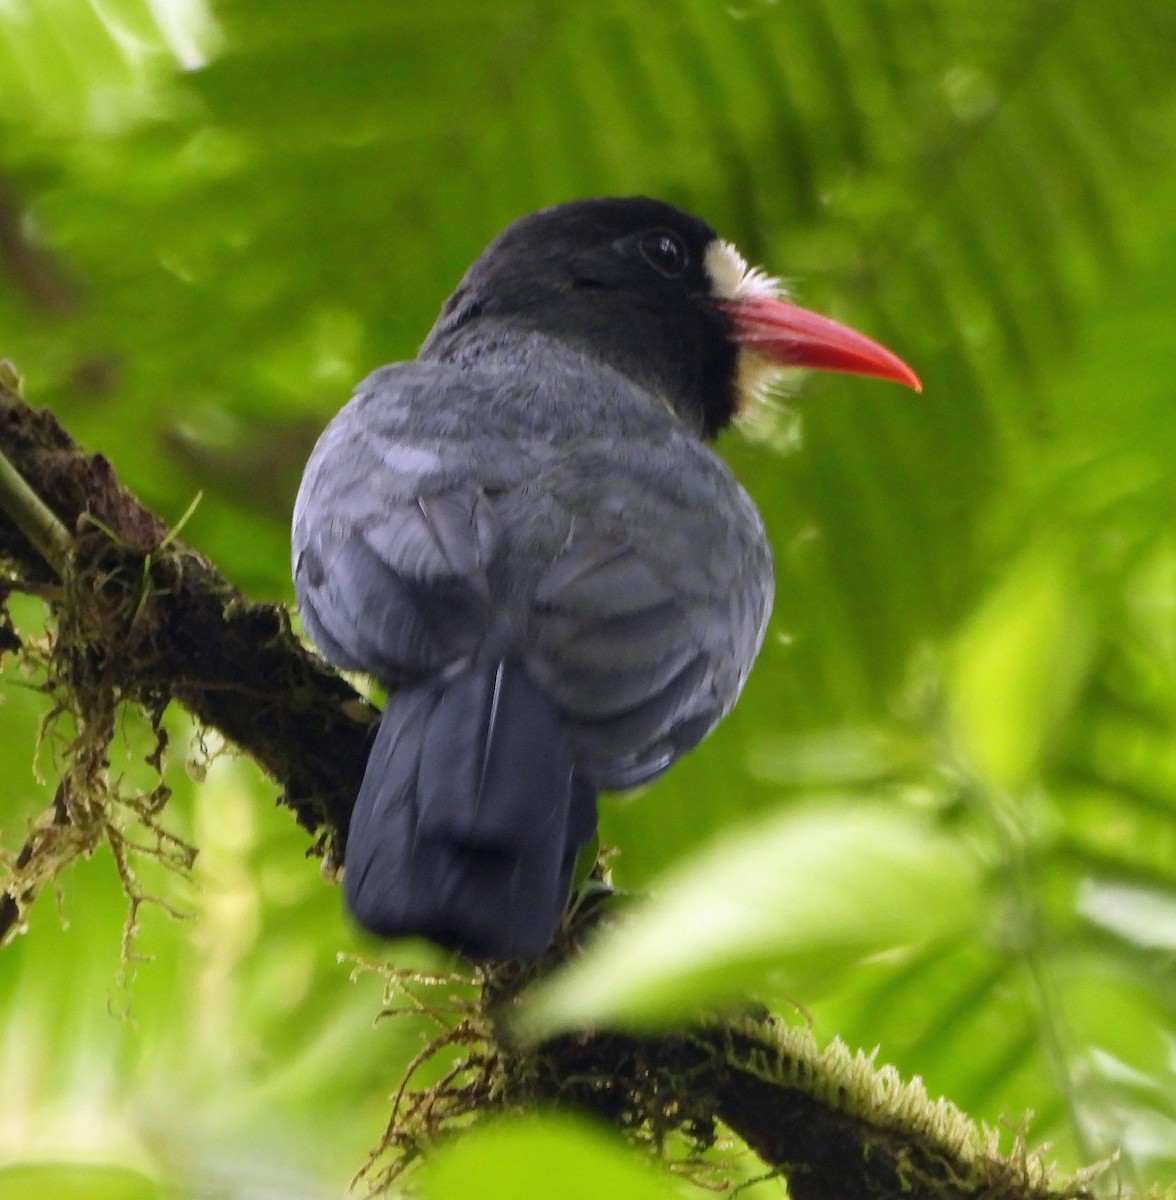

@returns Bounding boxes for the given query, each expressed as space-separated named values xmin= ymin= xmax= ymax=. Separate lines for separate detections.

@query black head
xmin=418 ymin=197 xmax=921 ymax=439
xmin=420 ymin=197 xmax=744 ymax=438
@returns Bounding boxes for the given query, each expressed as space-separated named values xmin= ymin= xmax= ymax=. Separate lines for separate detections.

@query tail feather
xmin=417 ymin=663 xmax=572 ymax=848
xmin=344 ymin=661 xmax=596 ymax=961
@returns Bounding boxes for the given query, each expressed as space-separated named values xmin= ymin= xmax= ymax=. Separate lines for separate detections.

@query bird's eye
xmin=639 ymin=231 xmax=688 ymax=278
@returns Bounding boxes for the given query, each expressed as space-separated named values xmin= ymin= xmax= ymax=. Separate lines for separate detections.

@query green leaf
xmin=0 ymin=1164 xmax=161 ymax=1200
xmin=947 ymin=544 xmax=1094 ymax=793
xmin=418 ymin=1115 xmax=679 ymax=1200
xmin=517 ymin=803 xmax=982 ymax=1040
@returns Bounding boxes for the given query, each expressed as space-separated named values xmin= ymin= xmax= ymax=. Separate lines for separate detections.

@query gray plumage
xmin=295 ymin=331 xmax=771 ymax=769
xmin=293 ymin=333 xmax=771 ymax=958
xmin=292 ymin=199 xmax=777 ymax=961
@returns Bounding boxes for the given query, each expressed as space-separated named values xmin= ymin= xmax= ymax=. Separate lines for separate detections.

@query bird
xmin=292 ymin=197 xmax=919 ymax=962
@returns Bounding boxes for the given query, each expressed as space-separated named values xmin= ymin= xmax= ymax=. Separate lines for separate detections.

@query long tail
xmin=343 ymin=661 xmax=597 ymax=961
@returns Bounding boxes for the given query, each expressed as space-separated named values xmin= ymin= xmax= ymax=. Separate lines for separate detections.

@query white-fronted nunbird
xmin=292 ymin=197 xmax=919 ymax=961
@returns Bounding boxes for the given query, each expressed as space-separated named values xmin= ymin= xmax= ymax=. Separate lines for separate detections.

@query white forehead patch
xmin=703 ymin=239 xmax=783 ymax=303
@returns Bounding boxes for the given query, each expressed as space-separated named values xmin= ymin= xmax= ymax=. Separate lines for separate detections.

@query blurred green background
xmin=2 ymin=0 xmax=1176 ymax=1195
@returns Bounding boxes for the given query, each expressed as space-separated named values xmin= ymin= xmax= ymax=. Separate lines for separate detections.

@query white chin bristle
xmin=704 ymin=239 xmax=784 ymax=303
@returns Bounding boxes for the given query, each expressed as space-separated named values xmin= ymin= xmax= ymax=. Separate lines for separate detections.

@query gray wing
xmin=525 ymin=436 xmax=773 ymax=789
xmin=292 ymin=364 xmax=511 ymax=684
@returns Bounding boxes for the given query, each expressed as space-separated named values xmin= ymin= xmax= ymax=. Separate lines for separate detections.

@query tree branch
xmin=520 ymin=1018 xmax=1091 ymax=1200
xmin=360 ymin=950 xmax=1100 ymax=1200
xmin=0 ymin=367 xmax=374 ymax=941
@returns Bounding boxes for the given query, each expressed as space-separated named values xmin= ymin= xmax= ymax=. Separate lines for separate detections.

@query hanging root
xmin=1 ymin=518 xmax=197 ymax=956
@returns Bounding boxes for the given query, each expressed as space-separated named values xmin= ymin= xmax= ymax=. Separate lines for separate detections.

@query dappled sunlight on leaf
xmin=518 ymin=802 xmax=982 ymax=1038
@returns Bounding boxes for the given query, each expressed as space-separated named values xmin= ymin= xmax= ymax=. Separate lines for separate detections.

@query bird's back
xmin=293 ymin=329 xmax=773 ymax=790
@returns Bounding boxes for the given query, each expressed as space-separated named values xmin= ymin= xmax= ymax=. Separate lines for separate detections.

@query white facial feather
xmin=704 ymin=239 xmax=790 ymax=418
xmin=703 ymin=239 xmax=783 ymax=303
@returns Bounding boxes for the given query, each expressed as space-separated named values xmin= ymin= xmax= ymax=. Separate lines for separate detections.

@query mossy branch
xmin=518 ymin=1016 xmax=1099 ymax=1200
xmin=355 ymin=949 xmax=1105 ymax=1200
xmin=0 ymin=366 xmax=374 ymax=941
